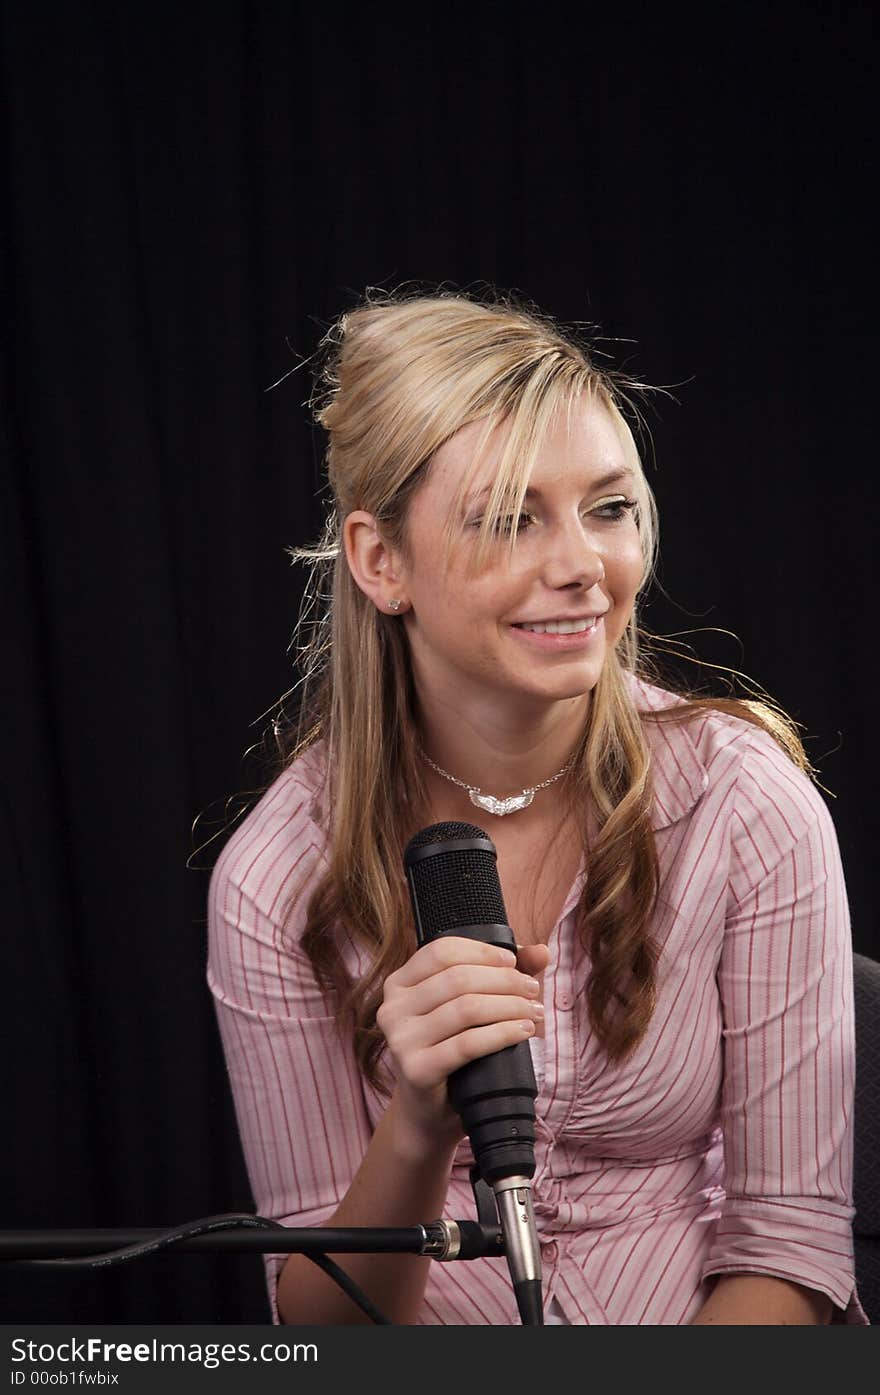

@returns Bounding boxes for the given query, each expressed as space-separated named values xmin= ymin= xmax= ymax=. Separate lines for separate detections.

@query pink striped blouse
xmin=206 ymin=671 xmax=868 ymax=1324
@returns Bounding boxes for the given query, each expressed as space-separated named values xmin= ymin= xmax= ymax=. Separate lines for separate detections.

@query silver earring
xmin=389 ymin=599 xmax=402 ymax=612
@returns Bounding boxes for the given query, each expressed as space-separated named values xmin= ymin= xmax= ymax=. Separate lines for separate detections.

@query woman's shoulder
xmin=628 ymin=668 xmax=789 ymax=761
xmin=626 ymin=668 xmax=755 ymax=781
xmin=626 ymin=669 xmax=833 ymax=841
xmin=208 ymin=739 xmax=330 ymax=919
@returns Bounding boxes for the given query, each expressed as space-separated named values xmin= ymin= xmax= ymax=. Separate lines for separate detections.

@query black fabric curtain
xmin=3 ymin=1 xmax=876 ymax=1323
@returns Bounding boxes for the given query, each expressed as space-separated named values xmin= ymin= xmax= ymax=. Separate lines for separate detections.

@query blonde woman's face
xmin=399 ymin=395 xmax=644 ymax=710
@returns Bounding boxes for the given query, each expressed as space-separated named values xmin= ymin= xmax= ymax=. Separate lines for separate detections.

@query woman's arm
xmin=690 ymin=1275 xmax=833 ymax=1325
xmin=276 ymin=1088 xmax=461 ymax=1325
xmin=208 ymin=830 xmax=550 ymax=1326
xmin=277 ymin=939 xmax=551 ymax=1325
xmin=701 ymin=727 xmax=860 ymax=1318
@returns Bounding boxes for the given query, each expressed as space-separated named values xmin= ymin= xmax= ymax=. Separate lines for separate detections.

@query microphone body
xmin=403 ymin=821 xmax=544 ymax=1325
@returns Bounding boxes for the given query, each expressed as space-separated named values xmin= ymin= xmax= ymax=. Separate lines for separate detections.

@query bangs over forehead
xmin=436 ymin=361 xmax=649 ymax=579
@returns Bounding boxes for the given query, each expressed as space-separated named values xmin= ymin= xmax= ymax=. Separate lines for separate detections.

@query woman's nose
xmin=540 ymin=517 xmax=606 ymax=590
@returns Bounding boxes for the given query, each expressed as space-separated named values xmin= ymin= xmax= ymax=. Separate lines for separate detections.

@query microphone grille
xmin=404 ymin=821 xmax=508 ymax=936
xmin=405 ymin=820 xmax=487 ymax=850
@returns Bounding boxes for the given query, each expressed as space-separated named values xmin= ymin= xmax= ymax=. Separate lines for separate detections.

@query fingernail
xmin=497 ymin=949 xmax=517 ymax=965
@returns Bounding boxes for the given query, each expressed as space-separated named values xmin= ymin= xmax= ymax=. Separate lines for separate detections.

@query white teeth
xmin=517 ymin=617 xmax=598 ymax=635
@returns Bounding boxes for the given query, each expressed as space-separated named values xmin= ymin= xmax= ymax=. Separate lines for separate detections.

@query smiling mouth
xmin=512 ymin=617 xmax=600 ymax=635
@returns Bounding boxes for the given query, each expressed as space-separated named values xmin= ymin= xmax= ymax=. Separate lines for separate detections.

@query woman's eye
xmin=595 ymin=498 xmax=639 ymax=522
xmin=469 ymin=513 xmax=533 ymax=535
xmin=492 ymin=513 xmax=534 ymax=535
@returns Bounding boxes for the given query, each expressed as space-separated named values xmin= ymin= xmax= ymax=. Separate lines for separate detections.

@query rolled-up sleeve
xmin=703 ymin=729 xmax=867 ymax=1322
xmin=207 ymin=852 xmax=373 ymax=1324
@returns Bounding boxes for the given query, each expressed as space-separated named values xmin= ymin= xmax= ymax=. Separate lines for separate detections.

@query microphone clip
xmin=470 ymin=1163 xmax=501 ymax=1229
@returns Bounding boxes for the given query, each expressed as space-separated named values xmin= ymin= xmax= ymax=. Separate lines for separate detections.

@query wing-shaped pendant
xmin=468 ymin=789 xmax=536 ymax=816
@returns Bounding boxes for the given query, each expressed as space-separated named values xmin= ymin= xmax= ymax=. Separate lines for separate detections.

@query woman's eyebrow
xmin=468 ymin=466 xmax=634 ymax=503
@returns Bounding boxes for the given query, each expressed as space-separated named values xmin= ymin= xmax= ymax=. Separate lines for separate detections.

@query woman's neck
xmin=412 ymin=690 xmax=590 ymax=803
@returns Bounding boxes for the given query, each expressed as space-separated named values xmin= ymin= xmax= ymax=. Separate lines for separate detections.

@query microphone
xmin=403 ymin=821 xmax=544 ymax=1326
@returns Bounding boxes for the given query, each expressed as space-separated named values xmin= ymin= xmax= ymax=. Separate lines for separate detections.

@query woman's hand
xmin=377 ymin=937 xmax=551 ymax=1152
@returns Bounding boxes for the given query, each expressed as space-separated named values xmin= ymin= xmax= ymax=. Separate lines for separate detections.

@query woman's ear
xmin=343 ymin=510 xmax=407 ymax=612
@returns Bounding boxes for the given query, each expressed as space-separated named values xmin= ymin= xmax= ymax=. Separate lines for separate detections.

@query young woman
xmin=207 ymin=288 xmax=867 ymax=1324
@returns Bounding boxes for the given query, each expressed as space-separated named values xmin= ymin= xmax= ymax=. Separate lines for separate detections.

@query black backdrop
xmin=2 ymin=1 xmax=876 ymax=1324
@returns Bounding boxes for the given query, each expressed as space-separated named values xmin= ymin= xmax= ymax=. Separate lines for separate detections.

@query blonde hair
xmin=253 ymin=285 xmax=818 ymax=1096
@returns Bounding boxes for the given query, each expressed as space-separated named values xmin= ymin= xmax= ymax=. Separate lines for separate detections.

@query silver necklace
xmin=417 ymin=744 xmax=574 ymax=817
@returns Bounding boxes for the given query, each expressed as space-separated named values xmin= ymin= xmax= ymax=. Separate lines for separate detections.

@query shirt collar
xmin=305 ymin=674 xmax=709 ymax=836
xmin=622 ymin=670 xmax=709 ymax=831
xmin=557 ymin=673 xmax=708 ymax=924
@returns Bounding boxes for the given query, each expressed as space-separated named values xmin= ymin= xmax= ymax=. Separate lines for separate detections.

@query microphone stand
xmin=0 ymin=1169 xmax=542 ymax=1326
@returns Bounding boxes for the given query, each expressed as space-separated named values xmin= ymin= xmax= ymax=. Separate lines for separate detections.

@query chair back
xmin=853 ymin=951 xmax=880 ymax=1323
